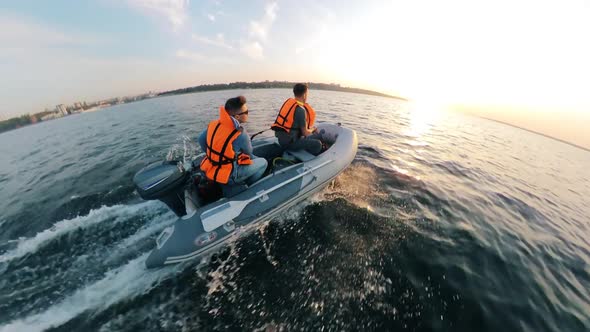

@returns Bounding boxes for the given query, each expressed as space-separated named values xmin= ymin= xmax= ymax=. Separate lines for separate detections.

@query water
xmin=1 ymin=89 xmax=589 ymax=331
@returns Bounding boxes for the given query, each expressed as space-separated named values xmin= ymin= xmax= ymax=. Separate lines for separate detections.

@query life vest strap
xmin=279 ymin=103 xmax=297 ymax=127
xmin=206 ymin=122 xmax=222 ymax=162
xmin=206 ymin=145 xmax=234 ymax=161
xmin=213 ymin=128 xmax=240 ymax=182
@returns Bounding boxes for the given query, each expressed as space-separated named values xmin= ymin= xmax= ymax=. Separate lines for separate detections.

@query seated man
xmin=271 ymin=83 xmax=323 ymax=155
xmin=198 ymin=96 xmax=267 ymax=189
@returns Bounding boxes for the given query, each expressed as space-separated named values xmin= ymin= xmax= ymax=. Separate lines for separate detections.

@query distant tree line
xmin=0 ymin=110 xmax=60 ymax=134
xmin=158 ymin=81 xmax=407 ymax=100
xmin=0 ymin=114 xmax=33 ymax=134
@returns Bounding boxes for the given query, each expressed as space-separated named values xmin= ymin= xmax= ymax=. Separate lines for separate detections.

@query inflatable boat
xmin=133 ymin=123 xmax=358 ymax=268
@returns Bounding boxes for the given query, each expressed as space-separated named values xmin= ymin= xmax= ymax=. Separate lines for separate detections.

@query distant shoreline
xmin=157 ymin=81 xmax=408 ymax=101
xmin=479 ymin=116 xmax=590 ymax=152
xmin=0 ymin=81 xmax=406 ymax=135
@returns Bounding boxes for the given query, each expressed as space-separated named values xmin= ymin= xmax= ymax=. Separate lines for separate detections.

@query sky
xmin=1 ymin=0 xmax=589 ymax=148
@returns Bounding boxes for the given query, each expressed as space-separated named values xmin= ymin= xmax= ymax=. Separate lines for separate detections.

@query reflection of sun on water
xmin=362 ymin=96 xmax=445 ymax=181
xmin=405 ymin=98 xmax=443 ymax=138
xmin=397 ymin=98 xmax=444 ymax=181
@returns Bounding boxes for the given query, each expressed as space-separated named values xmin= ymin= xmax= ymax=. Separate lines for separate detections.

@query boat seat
xmin=283 ymin=149 xmax=316 ymax=162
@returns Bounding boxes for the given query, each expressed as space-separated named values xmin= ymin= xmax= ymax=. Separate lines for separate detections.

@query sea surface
xmin=0 ymin=89 xmax=589 ymax=331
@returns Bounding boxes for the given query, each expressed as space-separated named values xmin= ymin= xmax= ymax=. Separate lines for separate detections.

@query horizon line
xmin=478 ymin=116 xmax=590 ymax=153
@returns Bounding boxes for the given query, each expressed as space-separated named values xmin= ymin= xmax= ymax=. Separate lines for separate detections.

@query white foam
xmin=183 ymin=135 xmax=189 ymax=165
xmin=166 ymin=135 xmax=199 ymax=163
xmin=117 ymin=211 xmax=176 ymax=250
xmin=99 ymin=210 xmax=177 ymax=266
xmin=205 ymin=241 xmax=239 ymax=296
xmin=0 ymin=202 xmax=159 ymax=263
xmin=0 ymin=253 xmax=178 ymax=332
xmin=309 ymin=164 xmax=394 ymax=215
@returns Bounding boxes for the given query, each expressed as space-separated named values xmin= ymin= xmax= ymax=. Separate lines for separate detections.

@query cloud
xmin=0 ymin=15 xmax=90 ymax=53
xmin=240 ymin=2 xmax=278 ymax=59
xmin=240 ymin=41 xmax=264 ymax=60
xmin=207 ymin=13 xmax=216 ymax=21
xmin=192 ymin=33 xmax=233 ymax=50
xmin=175 ymin=48 xmax=234 ymax=64
xmin=291 ymin=4 xmax=335 ymax=55
xmin=0 ymin=14 xmax=167 ymax=117
xmin=176 ymin=49 xmax=207 ymax=61
xmin=248 ymin=2 xmax=278 ymax=41
xmin=127 ymin=0 xmax=189 ymax=29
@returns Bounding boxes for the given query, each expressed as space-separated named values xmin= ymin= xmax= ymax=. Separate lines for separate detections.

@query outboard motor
xmin=133 ymin=160 xmax=189 ymax=217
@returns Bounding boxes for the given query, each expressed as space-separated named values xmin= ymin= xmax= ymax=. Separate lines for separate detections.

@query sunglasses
xmin=236 ymin=110 xmax=249 ymax=115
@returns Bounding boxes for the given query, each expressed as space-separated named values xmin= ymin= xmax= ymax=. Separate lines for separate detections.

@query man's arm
xmin=198 ymin=130 xmax=207 ymax=152
xmin=235 ymin=129 xmax=254 ymax=157
xmin=293 ymin=106 xmax=316 ymax=137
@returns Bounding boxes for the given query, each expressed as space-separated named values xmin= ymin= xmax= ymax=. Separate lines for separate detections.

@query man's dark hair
xmin=293 ymin=83 xmax=308 ymax=97
xmin=225 ymin=96 xmax=247 ymax=115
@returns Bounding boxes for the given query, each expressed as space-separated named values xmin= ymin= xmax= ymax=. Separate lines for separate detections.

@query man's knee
xmin=254 ymin=157 xmax=267 ymax=169
xmin=305 ymin=139 xmax=322 ymax=155
xmin=251 ymin=158 xmax=268 ymax=179
xmin=257 ymin=158 xmax=268 ymax=172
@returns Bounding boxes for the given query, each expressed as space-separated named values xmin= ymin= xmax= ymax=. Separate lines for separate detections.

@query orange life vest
xmin=200 ymin=107 xmax=252 ymax=184
xmin=271 ymin=98 xmax=316 ymax=134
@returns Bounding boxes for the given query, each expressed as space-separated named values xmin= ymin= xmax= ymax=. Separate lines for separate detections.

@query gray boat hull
xmin=145 ymin=123 xmax=358 ymax=268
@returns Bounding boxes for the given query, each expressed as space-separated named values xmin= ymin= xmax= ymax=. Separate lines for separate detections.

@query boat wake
xmin=0 ymin=253 xmax=182 ymax=332
xmin=0 ymin=202 xmax=159 ymax=263
xmin=0 ymin=201 xmax=178 ymax=330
